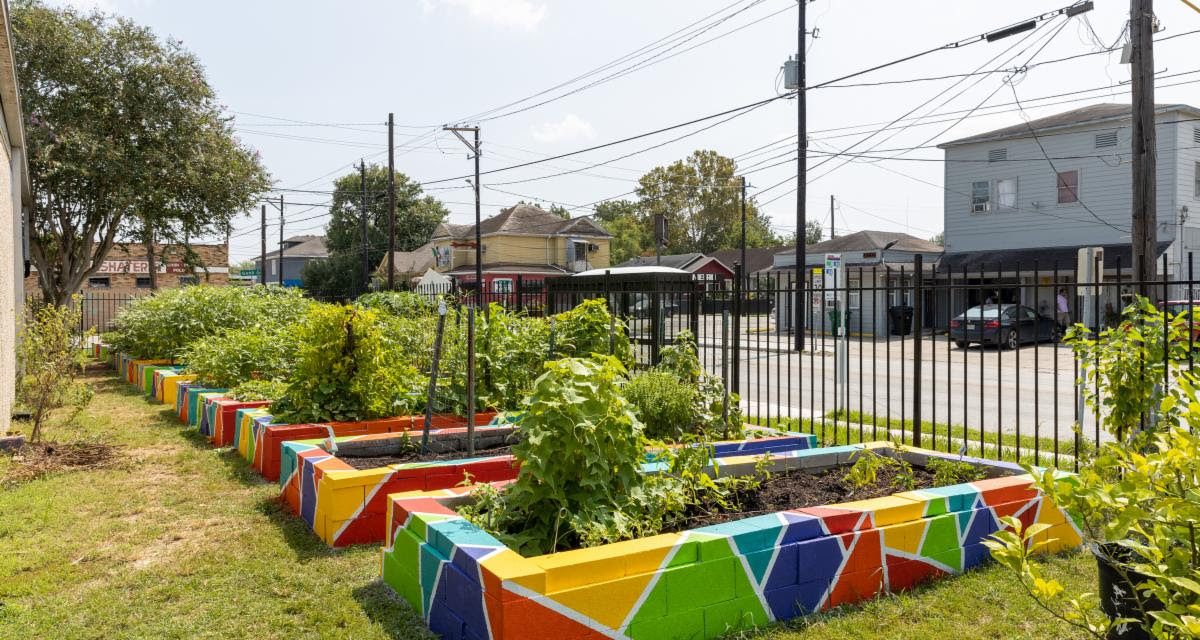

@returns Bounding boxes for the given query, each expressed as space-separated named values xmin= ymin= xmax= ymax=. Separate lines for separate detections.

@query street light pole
xmin=794 ymin=0 xmax=808 ymax=352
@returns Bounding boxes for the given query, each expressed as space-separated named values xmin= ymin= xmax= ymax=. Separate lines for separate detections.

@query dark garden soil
xmin=2 ymin=441 xmax=119 ymax=487
xmin=675 ymin=464 xmax=938 ymax=530
xmin=338 ymin=443 xmax=514 ymax=470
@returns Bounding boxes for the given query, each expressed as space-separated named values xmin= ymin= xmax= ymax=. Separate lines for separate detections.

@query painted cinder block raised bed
xmin=161 ymin=374 xmax=198 ymax=408
xmin=204 ymin=398 xmax=272 ymax=447
xmin=381 ymin=443 xmax=1082 ymax=640
xmin=280 ymin=426 xmax=521 ymax=547
xmin=283 ymin=432 xmax=820 ymax=548
xmin=252 ymin=412 xmax=501 ymax=482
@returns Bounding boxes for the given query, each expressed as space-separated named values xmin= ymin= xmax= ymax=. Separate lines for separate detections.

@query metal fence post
xmin=732 ymin=263 xmax=742 ymax=395
xmin=911 ymin=254 xmax=924 ymax=447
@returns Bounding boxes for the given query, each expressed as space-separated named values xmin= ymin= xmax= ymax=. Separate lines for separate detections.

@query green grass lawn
xmin=0 ymin=369 xmax=1095 ymax=639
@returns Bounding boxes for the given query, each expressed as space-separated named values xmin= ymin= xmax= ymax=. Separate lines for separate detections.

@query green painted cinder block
xmin=382 ymin=550 xmax=423 ymax=610
xmin=664 ymin=557 xmax=739 ymax=611
xmin=919 ymin=513 xmax=961 ymax=557
xmin=703 ymin=596 xmax=770 ymax=638
xmin=627 ymin=606 xmax=706 ymax=640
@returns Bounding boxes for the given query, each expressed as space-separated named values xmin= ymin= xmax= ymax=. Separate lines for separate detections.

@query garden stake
xmin=721 ymin=309 xmax=730 ymax=439
xmin=421 ymin=300 xmax=448 ymax=453
xmin=466 ymin=306 xmax=476 ymax=455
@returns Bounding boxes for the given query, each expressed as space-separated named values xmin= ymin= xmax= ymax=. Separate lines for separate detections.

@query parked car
xmin=949 ymin=304 xmax=1060 ymax=349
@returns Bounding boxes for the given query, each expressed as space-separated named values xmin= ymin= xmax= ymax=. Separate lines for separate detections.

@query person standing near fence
xmin=1056 ymin=288 xmax=1070 ymax=328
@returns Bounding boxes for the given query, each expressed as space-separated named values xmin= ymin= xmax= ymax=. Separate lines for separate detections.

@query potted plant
xmin=986 ymin=298 xmax=1200 ymax=639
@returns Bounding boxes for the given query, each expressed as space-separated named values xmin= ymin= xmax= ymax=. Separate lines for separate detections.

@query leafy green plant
xmin=226 ymin=379 xmax=288 ymax=402
xmin=182 ymin=323 xmax=299 ymax=388
xmin=478 ymin=304 xmax=550 ymax=410
xmin=843 ymin=449 xmax=891 ymax=489
xmin=926 ymin=457 xmax=987 ymax=488
xmin=549 ymin=298 xmax=633 ymax=366
xmin=625 ymin=331 xmax=744 ymax=441
xmin=1065 ymin=296 xmax=1196 ymax=439
xmin=270 ymin=304 xmax=425 ymax=423
xmin=986 ymin=357 xmax=1200 ymax=638
xmin=623 ymin=370 xmax=696 ymax=440
xmin=15 ymin=298 xmax=93 ymax=442
xmin=105 ymin=285 xmax=311 ymax=360
xmin=355 ymin=291 xmax=434 ymax=318
xmin=462 ymin=356 xmax=645 ymax=555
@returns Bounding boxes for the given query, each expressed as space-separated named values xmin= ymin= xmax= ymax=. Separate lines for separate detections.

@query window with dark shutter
xmin=988 ymin=148 xmax=1007 ymax=162
xmin=1094 ymin=131 xmax=1118 ymax=148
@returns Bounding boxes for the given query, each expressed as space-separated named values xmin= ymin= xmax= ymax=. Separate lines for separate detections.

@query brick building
xmin=25 ymin=242 xmax=230 ymax=296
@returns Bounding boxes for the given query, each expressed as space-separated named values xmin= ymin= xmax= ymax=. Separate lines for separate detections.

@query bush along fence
xmin=92 ymin=285 xmax=1093 ymax=638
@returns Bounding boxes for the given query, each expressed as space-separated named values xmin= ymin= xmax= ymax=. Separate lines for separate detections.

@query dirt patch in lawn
xmin=339 ymin=443 xmax=514 ymax=470
xmin=676 ymin=464 xmax=938 ymax=530
xmin=2 ymin=441 xmax=120 ymax=487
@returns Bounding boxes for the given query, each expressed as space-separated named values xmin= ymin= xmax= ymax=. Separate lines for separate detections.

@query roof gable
xmin=939 ymin=102 xmax=1200 ymax=148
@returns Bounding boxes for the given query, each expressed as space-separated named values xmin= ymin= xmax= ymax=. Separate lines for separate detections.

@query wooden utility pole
xmin=360 ymin=160 xmax=370 ymax=293
xmin=260 ymin=204 xmax=266 ymax=285
xmin=740 ymin=176 xmax=747 ymax=271
xmin=794 ymin=0 xmax=807 ymax=351
xmin=277 ymin=195 xmax=284 ymax=286
xmin=1130 ymin=0 xmax=1157 ymax=294
xmin=387 ymin=113 xmax=397 ymax=291
xmin=829 ymin=194 xmax=835 ymax=239
xmin=443 ymin=125 xmax=483 ymax=305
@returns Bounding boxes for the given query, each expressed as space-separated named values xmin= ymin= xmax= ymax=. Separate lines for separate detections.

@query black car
xmin=949 ymin=304 xmax=1060 ymax=349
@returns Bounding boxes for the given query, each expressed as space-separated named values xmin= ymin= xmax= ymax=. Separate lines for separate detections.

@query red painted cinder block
xmin=254 ymin=413 xmax=498 ymax=482
xmin=212 ymin=399 xmax=271 ymax=447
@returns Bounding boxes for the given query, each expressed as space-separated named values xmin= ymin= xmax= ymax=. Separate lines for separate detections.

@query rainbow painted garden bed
xmin=281 ymin=431 xmax=819 ymax=548
xmin=381 ymin=442 xmax=1081 ymax=640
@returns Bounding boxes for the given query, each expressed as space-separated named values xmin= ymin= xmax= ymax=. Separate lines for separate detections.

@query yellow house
xmin=429 ymin=203 xmax=610 ymax=294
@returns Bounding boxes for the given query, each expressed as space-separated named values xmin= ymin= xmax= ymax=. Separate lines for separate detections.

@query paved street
xmin=660 ymin=314 xmax=1104 ymax=450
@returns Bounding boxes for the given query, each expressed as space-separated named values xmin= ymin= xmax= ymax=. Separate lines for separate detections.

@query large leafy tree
xmin=301 ymin=164 xmax=447 ymax=295
xmin=14 ymin=1 xmax=270 ymax=304
xmin=635 ymin=150 xmax=778 ymax=255
xmin=594 ymin=199 xmax=648 ymax=265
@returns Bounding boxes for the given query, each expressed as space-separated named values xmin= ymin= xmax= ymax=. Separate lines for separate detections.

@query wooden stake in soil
xmin=466 ymin=306 xmax=476 ymax=455
xmin=421 ymin=300 xmax=448 ymax=453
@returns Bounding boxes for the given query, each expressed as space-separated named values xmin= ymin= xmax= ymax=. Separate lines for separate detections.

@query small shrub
xmin=270 ymin=304 xmax=425 ymax=423
xmin=462 ymin=356 xmax=644 ymax=555
xmin=926 ymin=457 xmax=986 ymax=487
xmin=356 ymin=291 xmax=434 ymax=318
xmin=226 ymin=379 xmax=288 ymax=402
xmin=182 ymin=323 xmax=299 ymax=388
xmin=105 ymin=285 xmax=311 ymax=359
xmin=16 ymin=298 xmax=93 ymax=442
xmin=478 ymin=304 xmax=550 ymax=410
xmin=623 ymin=370 xmax=696 ymax=440
xmin=843 ymin=449 xmax=916 ymax=492
xmin=550 ymin=298 xmax=633 ymax=366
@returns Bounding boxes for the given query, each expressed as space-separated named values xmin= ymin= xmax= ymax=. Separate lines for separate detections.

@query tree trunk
xmin=144 ymin=233 xmax=159 ymax=291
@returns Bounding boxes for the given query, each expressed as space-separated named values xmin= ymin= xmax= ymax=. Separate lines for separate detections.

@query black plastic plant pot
xmin=1093 ymin=542 xmax=1161 ymax=640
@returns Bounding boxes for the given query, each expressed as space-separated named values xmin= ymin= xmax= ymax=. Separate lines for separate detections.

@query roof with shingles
xmin=938 ymin=102 xmax=1200 ymax=147
xmin=432 ymin=203 xmax=610 ymax=239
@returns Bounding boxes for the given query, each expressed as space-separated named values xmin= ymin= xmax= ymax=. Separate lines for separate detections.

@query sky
xmin=53 ymin=0 xmax=1200 ymax=264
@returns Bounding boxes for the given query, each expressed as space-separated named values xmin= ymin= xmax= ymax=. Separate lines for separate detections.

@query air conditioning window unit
xmin=588 ymin=243 xmax=599 ymax=252
xmin=972 ymin=203 xmax=989 ymax=214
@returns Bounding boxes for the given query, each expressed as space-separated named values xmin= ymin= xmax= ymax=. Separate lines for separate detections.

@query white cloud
xmin=531 ymin=114 xmax=595 ymax=144
xmin=425 ymin=0 xmax=547 ymax=31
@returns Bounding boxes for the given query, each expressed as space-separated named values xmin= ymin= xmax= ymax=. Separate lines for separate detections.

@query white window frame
xmin=848 ymin=291 xmax=861 ymax=309
xmin=970 ymin=180 xmax=991 ymax=214
xmin=492 ymin=278 xmax=513 ymax=294
xmin=996 ymin=177 xmax=1018 ymax=210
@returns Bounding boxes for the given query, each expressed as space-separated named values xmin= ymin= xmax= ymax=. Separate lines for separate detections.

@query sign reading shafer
xmin=96 ymin=260 xmax=188 ymax=275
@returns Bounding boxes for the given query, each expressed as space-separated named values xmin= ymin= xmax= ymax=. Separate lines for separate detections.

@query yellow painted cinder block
xmin=533 ymin=544 xmax=630 ymax=594
xmin=878 ymin=519 xmax=926 ymax=556
xmin=608 ymin=534 xmax=679 ymax=577
xmin=546 ymin=572 xmax=658 ymax=630
xmin=481 ymin=549 xmax=546 ymax=595
xmin=836 ymin=495 xmax=925 ymax=528
xmin=163 ymin=375 xmax=197 ymax=407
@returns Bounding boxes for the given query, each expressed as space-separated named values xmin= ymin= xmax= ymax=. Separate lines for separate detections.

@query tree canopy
xmin=301 ymin=164 xmax=447 ymax=296
xmin=592 ymin=150 xmax=784 ymax=264
xmin=14 ymin=1 xmax=270 ymax=304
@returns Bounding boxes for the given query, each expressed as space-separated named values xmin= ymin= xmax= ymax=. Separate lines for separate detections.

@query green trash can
xmin=827 ymin=309 xmax=853 ymax=333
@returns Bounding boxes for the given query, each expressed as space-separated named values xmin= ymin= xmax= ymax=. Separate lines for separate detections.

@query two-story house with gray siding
xmin=938 ymin=103 xmax=1200 ymax=316
xmin=254 ymin=235 xmax=329 ymax=287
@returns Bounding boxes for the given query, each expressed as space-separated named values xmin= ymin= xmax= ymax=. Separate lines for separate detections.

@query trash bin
xmin=827 ymin=309 xmax=853 ymax=333
xmin=889 ymin=305 xmax=914 ymax=336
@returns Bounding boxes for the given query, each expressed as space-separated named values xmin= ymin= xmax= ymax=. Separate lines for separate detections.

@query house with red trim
xmin=429 ymin=203 xmax=611 ymax=294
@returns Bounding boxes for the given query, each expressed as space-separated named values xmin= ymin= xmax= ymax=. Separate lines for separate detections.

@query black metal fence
xmin=25 ymin=291 xmax=141 ymax=344
xmin=529 ymin=253 xmax=1200 ymax=470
